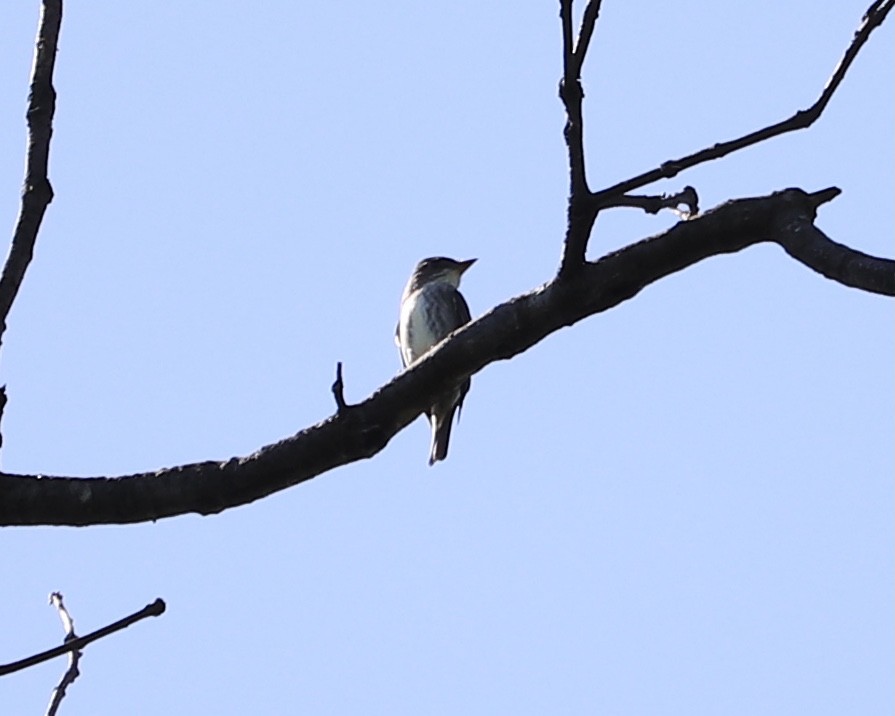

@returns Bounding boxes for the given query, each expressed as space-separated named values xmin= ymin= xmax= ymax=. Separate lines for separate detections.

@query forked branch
xmin=591 ymin=0 xmax=895 ymax=202
xmin=1 ymin=188 xmax=890 ymax=526
xmin=0 ymin=2 xmax=890 ymax=526
xmin=559 ymin=0 xmax=895 ymax=269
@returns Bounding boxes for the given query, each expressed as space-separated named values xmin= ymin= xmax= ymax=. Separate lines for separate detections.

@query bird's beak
xmin=458 ymin=258 xmax=477 ymax=274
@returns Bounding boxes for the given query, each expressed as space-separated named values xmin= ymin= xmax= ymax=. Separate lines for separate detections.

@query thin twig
xmin=590 ymin=0 xmax=895 ymax=203
xmin=0 ymin=598 xmax=166 ymax=676
xmin=0 ymin=385 xmax=7 ymax=451
xmin=45 ymin=593 xmax=80 ymax=716
xmin=559 ymin=0 xmax=574 ymax=80
xmin=331 ymin=362 xmax=348 ymax=413
xmin=598 ymin=186 xmax=700 ymax=218
xmin=571 ymin=0 xmax=604 ymax=77
xmin=0 ymin=0 xmax=62 ymax=348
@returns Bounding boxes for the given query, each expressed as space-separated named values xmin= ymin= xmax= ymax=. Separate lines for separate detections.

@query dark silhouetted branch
xmin=0 ymin=598 xmax=166 ymax=676
xmin=571 ymin=1 xmax=604 ymax=78
xmin=599 ymin=186 xmax=700 ymax=218
xmin=0 ymin=0 xmax=61 ymax=348
xmin=0 ymin=189 xmax=890 ymax=527
xmin=0 ymin=4 xmax=889 ymax=528
xmin=331 ymin=362 xmax=348 ymax=413
xmin=560 ymin=0 xmax=893 ymax=269
xmin=0 ymin=385 xmax=7 ymax=452
xmin=558 ymin=1 xmax=603 ymax=274
xmin=589 ymin=0 xmax=895 ymax=203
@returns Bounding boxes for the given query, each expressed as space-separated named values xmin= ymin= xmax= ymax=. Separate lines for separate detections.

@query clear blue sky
xmin=1 ymin=2 xmax=892 ymax=714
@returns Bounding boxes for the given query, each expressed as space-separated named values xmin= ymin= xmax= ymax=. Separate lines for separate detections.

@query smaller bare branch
xmin=555 ymin=1 xmax=609 ymax=275
xmin=595 ymin=185 xmax=699 ymax=218
xmin=46 ymin=592 xmax=80 ymax=716
xmin=559 ymin=0 xmax=574 ymax=78
xmin=0 ymin=0 xmax=62 ymax=349
xmin=804 ymin=186 xmax=842 ymax=210
xmin=0 ymin=598 xmax=166 ymax=676
xmin=590 ymin=0 xmax=895 ymax=202
xmin=558 ymin=4 xmax=588 ymax=196
xmin=570 ymin=0 xmax=604 ymax=77
xmin=331 ymin=362 xmax=348 ymax=413
xmin=0 ymin=385 xmax=7 ymax=452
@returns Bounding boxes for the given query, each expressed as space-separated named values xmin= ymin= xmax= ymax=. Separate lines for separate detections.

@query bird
xmin=396 ymin=256 xmax=476 ymax=465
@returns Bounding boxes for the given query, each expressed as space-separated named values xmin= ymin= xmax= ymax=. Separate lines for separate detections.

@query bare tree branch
xmin=560 ymin=0 xmax=894 ymax=273
xmin=0 ymin=1 xmax=61 ymax=456
xmin=0 ymin=188 xmax=890 ymax=527
xmin=0 ymin=4 xmax=889 ymax=528
xmin=600 ymin=186 xmax=699 ymax=218
xmin=0 ymin=0 xmax=61 ymax=348
xmin=558 ymin=0 xmax=599 ymax=274
xmin=0 ymin=598 xmax=165 ymax=677
xmin=45 ymin=593 xmax=80 ymax=716
xmin=571 ymin=0 xmax=604 ymax=78
xmin=558 ymin=0 xmax=589 ymax=196
xmin=589 ymin=0 xmax=895 ymax=204
xmin=0 ymin=385 xmax=7 ymax=452
xmin=331 ymin=361 xmax=348 ymax=414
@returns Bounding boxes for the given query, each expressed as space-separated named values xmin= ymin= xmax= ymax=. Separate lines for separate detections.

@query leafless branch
xmin=0 ymin=188 xmax=890 ymax=527
xmin=0 ymin=598 xmax=166 ymax=676
xmin=0 ymin=4 xmax=889 ymax=527
xmin=590 ymin=0 xmax=895 ymax=203
xmin=571 ymin=1 xmax=604 ymax=77
xmin=0 ymin=386 xmax=7 ymax=452
xmin=331 ymin=362 xmax=348 ymax=413
xmin=560 ymin=0 xmax=893 ymax=269
xmin=600 ymin=186 xmax=700 ymax=218
xmin=558 ymin=0 xmax=589 ymax=195
xmin=0 ymin=0 xmax=61 ymax=348
xmin=45 ymin=593 xmax=80 ymax=716
xmin=558 ymin=0 xmax=602 ymax=273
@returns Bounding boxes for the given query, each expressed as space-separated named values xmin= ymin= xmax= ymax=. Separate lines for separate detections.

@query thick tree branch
xmin=0 ymin=598 xmax=165 ymax=676
xmin=1 ymin=189 xmax=890 ymax=527
xmin=0 ymin=0 xmax=61 ymax=348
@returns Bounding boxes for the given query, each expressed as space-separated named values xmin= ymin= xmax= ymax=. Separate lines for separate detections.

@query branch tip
xmin=590 ymin=1 xmax=895 ymax=200
xmin=807 ymin=186 xmax=842 ymax=208
xmin=0 ymin=597 xmax=168 ymax=677
xmin=46 ymin=590 xmax=81 ymax=716
xmin=331 ymin=362 xmax=348 ymax=413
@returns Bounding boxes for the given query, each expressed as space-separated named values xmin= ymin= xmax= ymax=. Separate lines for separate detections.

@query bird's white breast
xmin=398 ymin=286 xmax=443 ymax=366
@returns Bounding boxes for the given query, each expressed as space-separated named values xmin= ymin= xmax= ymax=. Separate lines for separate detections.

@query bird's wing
xmin=449 ymin=288 xmax=472 ymax=421
xmin=451 ymin=289 xmax=472 ymax=328
xmin=395 ymin=320 xmax=410 ymax=369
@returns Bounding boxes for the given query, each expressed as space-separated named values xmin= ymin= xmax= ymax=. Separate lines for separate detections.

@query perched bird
xmin=396 ymin=257 xmax=476 ymax=465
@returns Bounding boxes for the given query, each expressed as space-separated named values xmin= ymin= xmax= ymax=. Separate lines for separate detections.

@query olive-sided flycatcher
xmin=396 ymin=257 xmax=476 ymax=465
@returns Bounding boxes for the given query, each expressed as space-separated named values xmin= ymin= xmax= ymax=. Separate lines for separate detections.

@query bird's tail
xmin=428 ymin=407 xmax=455 ymax=466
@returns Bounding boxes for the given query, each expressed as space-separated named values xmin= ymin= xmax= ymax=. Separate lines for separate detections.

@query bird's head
xmin=410 ymin=256 xmax=476 ymax=290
